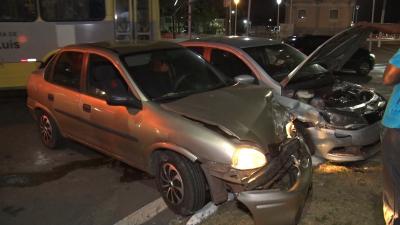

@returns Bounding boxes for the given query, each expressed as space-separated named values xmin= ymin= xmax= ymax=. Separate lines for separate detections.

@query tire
xmin=155 ymin=151 xmax=208 ymax=216
xmin=37 ymin=111 xmax=63 ymax=149
xmin=356 ymin=60 xmax=372 ymax=76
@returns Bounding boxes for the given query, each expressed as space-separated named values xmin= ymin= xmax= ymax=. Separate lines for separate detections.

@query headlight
xmin=231 ymin=146 xmax=267 ymax=170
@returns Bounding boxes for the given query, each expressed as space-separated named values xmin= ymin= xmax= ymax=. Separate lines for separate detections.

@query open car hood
xmin=281 ymin=26 xmax=371 ymax=87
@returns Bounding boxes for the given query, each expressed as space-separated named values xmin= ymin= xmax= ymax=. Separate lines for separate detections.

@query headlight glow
xmin=231 ymin=146 xmax=267 ymax=170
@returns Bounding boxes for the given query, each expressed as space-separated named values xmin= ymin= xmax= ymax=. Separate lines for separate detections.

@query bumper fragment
xmin=306 ymin=122 xmax=381 ymax=162
xmin=237 ymin=139 xmax=313 ymax=225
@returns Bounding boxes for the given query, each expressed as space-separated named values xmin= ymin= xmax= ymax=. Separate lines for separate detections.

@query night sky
xmin=239 ymin=0 xmax=400 ymax=26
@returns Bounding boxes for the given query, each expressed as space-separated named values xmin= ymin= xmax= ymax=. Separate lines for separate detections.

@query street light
xmin=234 ymin=0 xmax=240 ymax=35
xmin=246 ymin=0 xmax=252 ymax=36
xmin=355 ymin=5 xmax=360 ymax=23
xmin=276 ymin=0 xmax=281 ymax=29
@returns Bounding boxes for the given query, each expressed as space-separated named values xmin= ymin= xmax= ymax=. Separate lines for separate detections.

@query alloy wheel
xmin=160 ymin=163 xmax=184 ymax=205
xmin=40 ymin=114 xmax=53 ymax=145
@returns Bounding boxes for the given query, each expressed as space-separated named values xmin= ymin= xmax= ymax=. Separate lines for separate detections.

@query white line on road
xmin=113 ymin=197 xmax=167 ymax=225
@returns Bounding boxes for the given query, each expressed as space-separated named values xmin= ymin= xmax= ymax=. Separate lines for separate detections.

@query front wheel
xmin=155 ymin=152 xmax=208 ymax=216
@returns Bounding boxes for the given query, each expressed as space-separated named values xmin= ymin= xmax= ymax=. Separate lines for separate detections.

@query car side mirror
xmin=234 ymin=75 xmax=255 ymax=85
xmin=106 ymin=94 xmax=142 ymax=109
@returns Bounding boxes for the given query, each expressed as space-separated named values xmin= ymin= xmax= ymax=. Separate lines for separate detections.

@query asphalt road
xmin=0 ymin=98 xmax=171 ymax=225
xmin=0 ymin=44 xmax=397 ymax=225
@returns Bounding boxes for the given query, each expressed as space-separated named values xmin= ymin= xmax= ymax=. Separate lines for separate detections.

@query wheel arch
xmin=147 ymin=142 xmax=198 ymax=175
xmin=147 ymin=143 xmax=229 ymax=205
xmin=32 ymin=105 xmax=64 ymax=137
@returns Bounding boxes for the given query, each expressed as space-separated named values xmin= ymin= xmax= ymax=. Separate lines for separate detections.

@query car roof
xmin=64 ymin=41 xmax=182 ymax=55
xmin=184 ymin=36 xmax=281 ymax=48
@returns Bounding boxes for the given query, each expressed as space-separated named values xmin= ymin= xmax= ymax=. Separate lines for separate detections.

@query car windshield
xmin=122 ymin=48 xmax=232 ymax=101
xmin=243 ymin=44 xmax=327 ymax=82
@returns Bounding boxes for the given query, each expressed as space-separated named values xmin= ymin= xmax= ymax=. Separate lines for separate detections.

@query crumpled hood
xmin=162 ymin=85 xmax=288 ymax=148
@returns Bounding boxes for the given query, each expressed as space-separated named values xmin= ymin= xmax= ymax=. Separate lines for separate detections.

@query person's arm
xmin=358 ymin=22 xmax=400 ymax=34
xmin=383 ymin=64 xmax=400 ymax=85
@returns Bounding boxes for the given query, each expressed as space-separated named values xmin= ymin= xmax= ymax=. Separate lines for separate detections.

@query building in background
xmin=284 ymin=0 xmax=355 ymax=36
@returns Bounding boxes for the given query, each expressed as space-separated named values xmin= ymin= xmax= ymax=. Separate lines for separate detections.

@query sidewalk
xmin=370 ymin=43 xmax=400 ymax=64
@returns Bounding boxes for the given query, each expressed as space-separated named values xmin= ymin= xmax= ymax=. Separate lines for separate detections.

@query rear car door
xmin=79 ymin=53 xmax=142 ymax=164
xmin=46 ymin=51 xmax=85 ymax=138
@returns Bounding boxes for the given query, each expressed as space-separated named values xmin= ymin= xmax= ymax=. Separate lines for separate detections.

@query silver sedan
xmin=181 ymin=26 xmax=385 ymax=162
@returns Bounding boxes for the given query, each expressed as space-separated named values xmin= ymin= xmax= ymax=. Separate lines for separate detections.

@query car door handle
xmin=48 ymin=94 xmax=54 ymax=102
xmin=82 ymin=104 xmax=91 ymax=113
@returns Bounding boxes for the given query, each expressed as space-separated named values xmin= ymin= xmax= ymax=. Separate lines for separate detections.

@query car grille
xmin=364 ymin=109 xmax=384 ymax=124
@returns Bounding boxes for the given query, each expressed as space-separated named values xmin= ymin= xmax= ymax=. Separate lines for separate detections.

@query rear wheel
xmin=155 ymin=151 xmax=208 ymax=216
xmin=37 ymin=111 xmax=63 ymax=149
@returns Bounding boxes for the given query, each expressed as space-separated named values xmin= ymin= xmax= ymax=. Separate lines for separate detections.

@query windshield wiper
xmin=152 ymin=90 xmax=199 ymax=102
xmin=206 ymin=82 xmax=231 ymax=91
xmin=153 ymin=82 xmax=231 ymax=102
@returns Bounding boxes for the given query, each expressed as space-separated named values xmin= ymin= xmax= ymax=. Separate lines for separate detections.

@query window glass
xmin=0 ymin=0 xmax=37 ymax=22
xmin=122 ymin=48 xmax=232 ymax=101
xmin=87 ymin=54 xmax=131 ymax=99
xmin=210 ymin=49 xmax=255 ymax=80
xmin=136 ymin=0 xmax=150 ymax=40
xmin=115 ymin=0 xmax=130 ymax=41
xmin=330 ymin=9 xmax=338 ymax=19
xmin=243 ymin=44 xmax=327 ymax=82
xmin=188 ymin=47 xmax=205 ymax=57
xmin=44 ymin=54 xmax=57 ymax=81
xmin=40 ymin=0 xmax=105 ymax=21
xmin=298 ymin=9 xmax=306 ymax=19
xmin=52 ymin=52 xmax=83 ymax=90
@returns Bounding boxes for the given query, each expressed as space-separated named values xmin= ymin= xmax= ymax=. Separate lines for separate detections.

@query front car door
xmin=80 ymin=53 xmax=142 ymax=165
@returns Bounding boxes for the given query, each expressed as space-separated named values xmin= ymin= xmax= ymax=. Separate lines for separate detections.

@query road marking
xmin=186 ymin=202 xmax=218 ymax=225
xmin=113 ymin=197 xmax=167 ymax=225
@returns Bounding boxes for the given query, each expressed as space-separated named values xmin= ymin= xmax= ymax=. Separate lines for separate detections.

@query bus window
xmin=0 ymin=0 xmax=37 ymax=22
xmin=40 ymin=0 xmax=105 ymax=22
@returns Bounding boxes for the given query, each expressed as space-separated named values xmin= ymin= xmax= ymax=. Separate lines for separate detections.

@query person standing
xmin=360 ymin=22 xmax=400 ymax=225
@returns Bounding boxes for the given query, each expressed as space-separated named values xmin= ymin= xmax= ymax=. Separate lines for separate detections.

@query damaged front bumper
xmin=236 ymin=138 xmax=313 ymax=225
xmin=305 ymin=121 xmax=381 ymax=162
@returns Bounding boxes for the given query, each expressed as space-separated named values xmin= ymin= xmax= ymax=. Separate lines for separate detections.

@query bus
xmin=0 ymin=0 xmax=161 ymax=89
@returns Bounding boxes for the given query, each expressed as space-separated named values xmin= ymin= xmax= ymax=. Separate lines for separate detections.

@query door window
xmin=188 ymin=47 xmax=205 ymax=57
xmin=210 ymin=49 xmax=255 ymax=80
xmin=52 ymin=51 xmax=83 ymax=90
xmin=86 ymin=54 xmax=131 ymax=99
xmin=136 ymin=0 xmax=151 ymax=40
xmin=115 ymin=0 xmax=131 ymax=41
